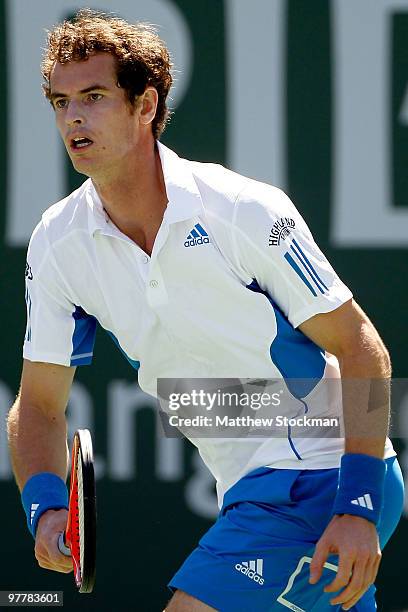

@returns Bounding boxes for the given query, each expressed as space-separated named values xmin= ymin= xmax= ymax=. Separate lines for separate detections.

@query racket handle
xmin=58 ymin=532 xmax=71 ymax=556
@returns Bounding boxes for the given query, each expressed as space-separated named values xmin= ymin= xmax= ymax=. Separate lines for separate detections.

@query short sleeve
xmin=232 ymin=184 xmax=353 ymax=328
xmin=23 ymin=221 xmax=96 ymax=366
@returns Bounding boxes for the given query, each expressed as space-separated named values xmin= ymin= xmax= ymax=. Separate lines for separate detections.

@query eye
xmin=88 ymin=93 xmax=103 ymax=102
xmin=54 ymin=99 xmax=68 ymax=109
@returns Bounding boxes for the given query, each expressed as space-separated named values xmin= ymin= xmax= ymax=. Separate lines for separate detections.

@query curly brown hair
xmin=41 ymin=8 xmax=173 ymax=138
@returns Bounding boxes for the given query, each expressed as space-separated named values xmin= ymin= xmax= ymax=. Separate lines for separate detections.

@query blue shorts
xmin=169 ymin=456 xmax=404 ymax=611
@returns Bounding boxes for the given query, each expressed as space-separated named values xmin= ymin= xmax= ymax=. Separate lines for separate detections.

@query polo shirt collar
xmin=85 ymin=180 xmax=109 ymax=236
xmin=157 ymin=141 xmax=203 ymax=223
xmin=86 ymin=141 xmax=203 ymax=237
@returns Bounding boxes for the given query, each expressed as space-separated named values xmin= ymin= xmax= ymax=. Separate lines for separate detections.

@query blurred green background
xmin=1 ymin=1 xmax=407 ymax=610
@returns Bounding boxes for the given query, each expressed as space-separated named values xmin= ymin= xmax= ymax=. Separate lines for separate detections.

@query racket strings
xmin=66 ymin=429 xmax=96 ymax=593
xmin=77 ymin=452 xmax=85 ymax=575
xmin=69 ymin=446 xmax=82 ymax=586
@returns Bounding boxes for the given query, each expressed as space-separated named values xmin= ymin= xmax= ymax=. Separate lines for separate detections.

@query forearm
xmin=338 ymin=342 xmax=391 ymax=458
xmin=7 ymin=397 xmax=69 ymax=490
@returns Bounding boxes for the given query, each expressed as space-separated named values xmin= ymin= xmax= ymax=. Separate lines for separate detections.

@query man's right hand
xmin=34 ymin=509 xmax=72 ymax=573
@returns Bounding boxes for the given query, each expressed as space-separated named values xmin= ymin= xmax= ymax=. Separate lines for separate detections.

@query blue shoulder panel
xmin=246 ymin=280 xmax=326 ymax=398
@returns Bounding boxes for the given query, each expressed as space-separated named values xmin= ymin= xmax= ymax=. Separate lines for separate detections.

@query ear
xmin=139 ymin=87 xmax=158 ymax=126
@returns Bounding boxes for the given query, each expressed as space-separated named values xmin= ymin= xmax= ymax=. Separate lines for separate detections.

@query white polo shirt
xmin=23 ymin=142 xmax=394 ymax=504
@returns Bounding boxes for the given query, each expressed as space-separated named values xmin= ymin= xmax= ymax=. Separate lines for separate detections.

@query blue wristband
xmin=332 ymin=454 xmax=386 ymax=525
xmin=21 ymin=473 xmax=69 ymax=538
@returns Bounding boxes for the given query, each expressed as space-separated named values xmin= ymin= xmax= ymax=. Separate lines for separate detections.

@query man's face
xmin=49 ymin=53 xmax=140 ymax=178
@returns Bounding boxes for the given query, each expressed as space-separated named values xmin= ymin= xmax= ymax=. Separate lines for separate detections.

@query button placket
xmin=146 ymin=260 xmax=168 ymax=306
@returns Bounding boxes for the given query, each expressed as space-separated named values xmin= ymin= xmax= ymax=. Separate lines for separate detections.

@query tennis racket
xmin=58 ymin=428 xmax=96 ymax=593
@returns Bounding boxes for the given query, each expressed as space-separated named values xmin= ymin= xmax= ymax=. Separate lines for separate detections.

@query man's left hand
xmin=309 ymin=514 xmax=381 ymax=610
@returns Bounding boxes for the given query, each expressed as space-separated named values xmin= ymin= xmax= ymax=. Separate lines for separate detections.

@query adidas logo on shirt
xmin=30 ymin=503 xmax=39 ymax=525
xmin=235 ymin=559 xmax=264 ymax=585
xmin=351 ymin=493 xmax=373 ymax=510
xmin=184 ymin=223 xmax=210 ymax=247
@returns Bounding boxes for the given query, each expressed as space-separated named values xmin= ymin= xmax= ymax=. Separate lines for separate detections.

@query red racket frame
xmin=64 ymin=429 xmax=96 ymax=593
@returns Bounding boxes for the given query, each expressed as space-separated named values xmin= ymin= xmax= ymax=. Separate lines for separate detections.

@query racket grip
xmin=58 ymin=532 xmax=71 ymax=556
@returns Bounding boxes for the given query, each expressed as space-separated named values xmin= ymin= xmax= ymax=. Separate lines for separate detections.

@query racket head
xmin=66 ymin=428 xmax=96 ymax=593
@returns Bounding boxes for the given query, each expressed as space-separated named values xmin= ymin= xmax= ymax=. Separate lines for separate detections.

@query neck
xmin=91 ymin=138 xmax=168 ymax=247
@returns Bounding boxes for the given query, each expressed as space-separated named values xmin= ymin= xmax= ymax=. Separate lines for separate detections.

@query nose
xmin=65 ymin=101 xmax=85 ymax=126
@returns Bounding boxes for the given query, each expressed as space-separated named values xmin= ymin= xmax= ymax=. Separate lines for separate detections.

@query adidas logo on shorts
xmin=235 ymin=559 xmax=264 ymax=585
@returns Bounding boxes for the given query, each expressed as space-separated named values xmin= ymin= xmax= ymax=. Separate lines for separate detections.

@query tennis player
xmin=7 ymin=10 xmax=404 ymax=611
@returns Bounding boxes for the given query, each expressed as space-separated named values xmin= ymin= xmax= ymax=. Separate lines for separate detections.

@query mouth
xmin=70 ymin=136 xmax=94 ymax=151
